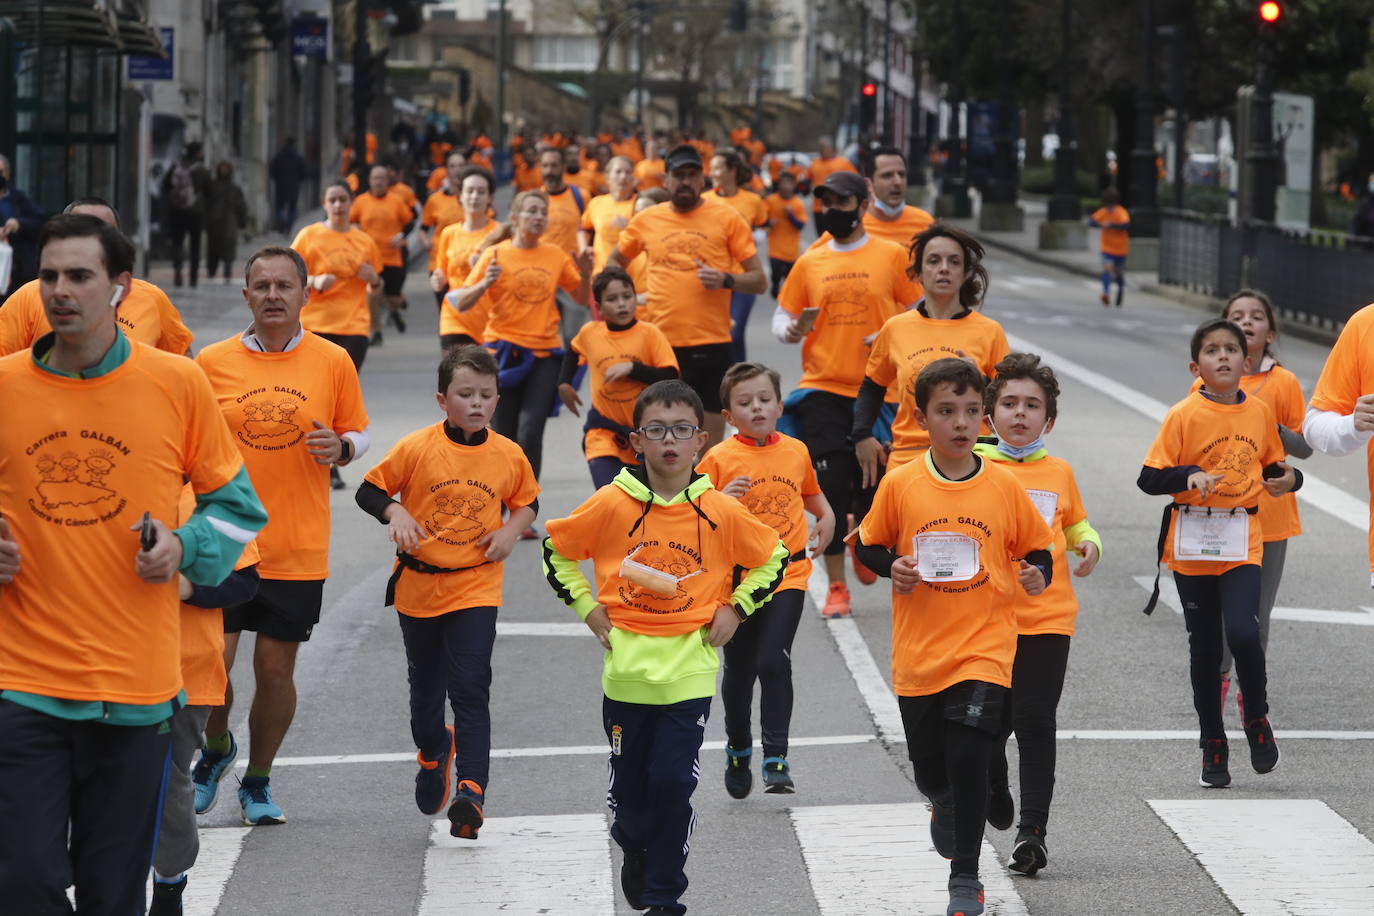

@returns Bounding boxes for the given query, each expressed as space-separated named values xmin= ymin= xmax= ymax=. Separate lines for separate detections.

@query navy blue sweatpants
xmin=1174 ymin=565 xmax=1269 ymax=741
xmin=397 ymin=607 xmax=497 ymax=792
xmin=603 ymin=695 xmax=711 ymax=916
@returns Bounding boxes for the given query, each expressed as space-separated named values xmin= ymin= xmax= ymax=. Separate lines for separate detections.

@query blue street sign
xmin=128 ymin=27 xmax=174 ymax=81
xmin=291 ymin=16 xmax=329 ymax=59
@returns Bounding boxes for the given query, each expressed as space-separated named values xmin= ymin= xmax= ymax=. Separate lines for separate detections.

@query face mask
xmin=991 ymin=420 xmax=1049 ymax=460
xmin=871 ymin=197 xmax=904 ymax=217
xmin=818 ymin=207 xmax=861 ymax=239
xmin=619 ymin=547 xmax=703 ymax=597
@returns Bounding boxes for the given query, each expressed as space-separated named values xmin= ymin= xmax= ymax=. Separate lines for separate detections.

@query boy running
xmin=355 ymin=346 xmax=539 ymax=838
xmin=543 ymin=380 xmax=787 ymax=916
xmin=1088 ymin=187 xmax=1130 ymax=307
xmin=850 ymin=358 xmax=1053 ymax=916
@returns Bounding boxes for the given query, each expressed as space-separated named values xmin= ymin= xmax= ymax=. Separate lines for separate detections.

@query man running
xmin=0 ymin=213 xmax=266 ymax=910
xmin=861 ymin=146 xmax=934 ymax=247
xmin=806 ymin=137 xmax=859 ymax=233
xmin=192 ymin=246 xmax=370 ymax=826
xmin=350 ymin=164 xmax=414 ymax=341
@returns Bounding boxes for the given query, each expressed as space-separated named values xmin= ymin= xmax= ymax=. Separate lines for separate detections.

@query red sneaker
xmin=821 ymin=582 xmax=851 ymax=618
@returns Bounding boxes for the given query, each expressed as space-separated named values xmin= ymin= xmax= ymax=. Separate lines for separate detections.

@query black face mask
xmin=818 ymin=207 xmax=860 ymax=239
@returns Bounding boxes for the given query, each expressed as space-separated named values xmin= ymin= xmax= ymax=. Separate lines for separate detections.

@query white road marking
xmin=1060 ymin=729 xmax=1374 ymax=740
xmin=826 ymin=617 xmax=906 ymax=743
xmin=1149 ymin=799 xmax=1374 ymax=914
xmin=71 ymin=827 xmax=251 ymax=913
xmin=497 ymin=621 xmax=591 ymax=636
xmin=1132 ymin=575 xmax=1374 ymax=626
xmin=1010 ymin=274 xmax=1055 ymax=287
xmin=419 ymin=813 xmax=614 ymax=914
xmin=790 ymin=803 xmax=1029 ymax=915
xmin=1005 ymin=331 xmax=1371 ymax=536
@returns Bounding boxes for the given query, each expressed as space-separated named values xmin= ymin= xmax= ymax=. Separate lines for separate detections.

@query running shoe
xmin=986 ymin=781 xmax=1014 ymax=830
xmin=762 ymin=756 xmax=795 ymax=794
xmin=1099 ymin=292 xmax=1109 ymax=306
xmin=1243 ymin=716 xmax=1280 ymax=774
xmin=448 ymin=779 xmax=485 ymax=840
xmin=848 ymin=542 xmax=877 ymax=585
xmin=415 ymin=725 xmax=456 ymax=815
xmin=370 ymin=330 xmax=383 ymax=346
xmin=1009 ymin=825 xmax=1048 ymax=876
xmin=947 ymin=873 xmax=985 ymax=916
xmin=929 ymin=793 xmax=956 ymax=859
xmin=821 ymin=582 xmax=851 ymax=618
xmin=148 ymin=876 xmax=187 ymax=916
xmin=238 ymin=775 xmax=286 ymax=825
xmin=389 ymin=309 xmax=407 ymax=333
xmin=621 ymin=846 xmax=647 ymax=910
xmin=330 ymin=466 xmax=346 ymax=491
xmin=1199 ymin=738 xmax=1231 ymax=788
xmin=191 ymin=732 xmax=238 ymax=815
xmin=724 ymin=746 xmax=753 ymax=799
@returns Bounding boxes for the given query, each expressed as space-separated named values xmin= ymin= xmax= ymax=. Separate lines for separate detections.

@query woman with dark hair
xmin=707 ymin=148 xmax=771 ymax=362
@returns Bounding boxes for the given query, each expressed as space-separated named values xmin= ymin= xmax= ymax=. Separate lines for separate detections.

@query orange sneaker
xmin=849 ymin=543 xmax=877 ymax=585
xmin=448 ymin=779 xmax=485 ymax=840
xmin=821 ymin=582 xmax=852 ymax=618
xmin=415 ymin=724 xmax=456 ymax=815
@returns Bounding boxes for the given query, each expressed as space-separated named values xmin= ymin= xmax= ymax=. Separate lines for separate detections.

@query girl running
xmin=706 ymin=148 xmax=771 ymax=362
xmin=293 ymin=180 xmax=383 ymax=372
xmin=436 ymin=166 xmax=504 ymax=350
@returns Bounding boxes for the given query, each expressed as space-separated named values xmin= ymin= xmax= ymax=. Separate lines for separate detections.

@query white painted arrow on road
xmin=1132 ymin=575 xmax=1374 ymax=626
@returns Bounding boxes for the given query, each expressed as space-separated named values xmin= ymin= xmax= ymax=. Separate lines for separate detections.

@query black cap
xmin=664 ymin=144 xmax=703 ymax=173
xmin=815 ymin=170 xmax=867 ymax=202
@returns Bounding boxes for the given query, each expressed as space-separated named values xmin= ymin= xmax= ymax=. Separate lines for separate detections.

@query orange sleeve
xmin=1007 ymin=479 xmax=1055 ymax=558
xmin=151 ymin=287 xmax=194 ymax=355
xmin=799 ymin=447 xmax=821 ymax=496
xmin=1059 ymin=463 xmax=1088 ymax=529
xmin=331 ymin=352 xmax=370 ymax=434
xmin=725 ymin=211 xmax=758 ymax=264
xmin=546 ymin=491 xmax=612 ymax=562
xmin=865 ymin=322 xmax=898 ymax=387
xmin=367 ymin=234 xmax=383 ymax=273
xmin=464 ymin=246 xmax=496 ymax=288
xmin=647 ymin=324 xmax=678 ymax=369
xmin=1273 ymin=368 xmax=1306 ymax=431
xmin=776 ymin=256 xmax=809 ymax=317
xmin=556 ymin=250 xmax=583 ymax=294
xmin=985 ymin=325 xmax=1011 ymax=377
xmin=1309 ymin=314 xmax=1368 ymax=414
xmin=0 ymin=282 xmax=44 ymax=355
xmin=503 ymin=446 xmax=540 ymax=510
xmin=1142 ymin=407 xmax=1185 ymax=470
xmin=1259 ymin=400 xmax=1285 ymax=467
xmin=890 ymin=245 xmax=921 ymax=306
xmin=421 ymin=196 xmax=437 ymax=228
xmin=856 ymin=469 xmax=900 ymax=548
xmin=616 ymin=215 xmax=645 ymax=261
xmin=569 ymin=323 xmax=591 ymax=364
xmin=348 ymin=198 xmax=363 ymax=224
xmin=726 ymin=499 xmax=785 ymax=570
xmin=181 ymin=364 xmax=247 ymax=495
xmin=362 ymin=434 xmax=418 ymax=495
xmin=580 ymin=198 xmax=596 ymax=231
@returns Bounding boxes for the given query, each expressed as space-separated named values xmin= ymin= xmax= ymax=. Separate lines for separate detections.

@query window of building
xmin=766 ymin=39 xmax=796 ymax=91
xmin=532 ymin=35 xmax=599 ymax=72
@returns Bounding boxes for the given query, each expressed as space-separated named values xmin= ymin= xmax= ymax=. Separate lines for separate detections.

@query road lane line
xmin=1131 ymin=575 xmax=1374 ymax=626
xmin=1004 ymin=331 xmax=1370 ymax=535
xmin=86 ymin=827 xmax=250 ymax=913
xmin=419 ymin=813 xmax=614 ymax=914
xmin=825 ymin=617 xmax=906 ymax=744
xmin=1149 ymin=799 xmax=1374 ymax=914
xmin=790 ymin=803 xmax=1029 ymax=915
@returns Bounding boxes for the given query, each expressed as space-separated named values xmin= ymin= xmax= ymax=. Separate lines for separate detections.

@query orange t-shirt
xmin=437 ymin=221 xmax=503 ymax=341
xmin=349 ymin=192 xmax=413 ymax=268
xmin=1091 ymin=205 xmax=1131 ymax=257
xmin=363 ymin=424 xmax=539 ymax=617
xmin=580 ymin=194 xmax=638 ymax=274
xmin=855 ymin=452 xmax=1053 ymax=695
xmin=293 ymin=223 xmax=382 ymax=338
xmin=807 ymin=156 xmax=860 ymax=211
xmin=544 ymin=186 xmax=587 ymax=257
xmin=196 ymin=331 xmax=370 ymax=580
xmin=569 ymin=318 xmax=679 ymax=463
xmin=425 ymin=169 xmax=447 ymax=193
xmin=389 ymin=181 xmax=419 ymax=212
xmin=615 ymin=200 xmax=757 ymax=347
xmin=864 ymin=206 xmax=934 ymax=248
xmin=1309 ymin=302 xmax=1374 ymax=569
xmin=1189 ymin=362 xmax=1304 ymax=541
xmin=545 ymin=483 xmax=782 ymax=637
xmin=421 ymin=191 xmax=465 ymax=270
xmin=464 ymin=241 xmax=582 ymax=350
xmin=779 ymin=237 xmax=921 ymax=398
xmin=634 ymin=158 xmax=665 ymax=189
xmin=982 ymin=454 xmax=1088 ymax=636
xmin=0 ymin=278 xmax=193 ymax=357
xmin=696 ymin=433 xmax=820 ymax=592
xmin=706 ymin=189 xmax=769 ymax=229
xmin=866 ymin=309 xmax=1009 ymax=467
xmin=0 ymin=343 xmax=245 ymax=704
xmin=1142 ymin=390 xmax=1284 ymax=575
xmin=764 ymin=194 xmax=808 ymax=263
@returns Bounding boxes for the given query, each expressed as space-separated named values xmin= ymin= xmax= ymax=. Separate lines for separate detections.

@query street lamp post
xmin=1047 ymin=0 xmax=1080 ymax=222
xmin=940 ymin=2 xmax=970 ymax=217
xmin=1245 ymin=22 xmax=1279 ymax=223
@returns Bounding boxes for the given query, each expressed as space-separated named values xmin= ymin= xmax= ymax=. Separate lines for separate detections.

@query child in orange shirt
xmin=1088 ymin=187 xmax=1130 ymax=307
xmin=558 ymin=267 xmax=680 ymax=488
xmin=1139 ymin=318 xmax=1299 ymax=789
xmin=973 ymin=354 xmax=1101 ymax=877
xmin=354 ymin=346 xmax=540 ymax=839
xmin=697 ymin=363 xmax=834 ymax=797
xmin=850 ymin=358 xmax=1053 ymax=916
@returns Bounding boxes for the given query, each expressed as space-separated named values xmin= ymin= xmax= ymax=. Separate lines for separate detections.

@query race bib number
xmin=1174 ymin=507 xmax=1249 ymax=562
xmin=1025 ymin=489 xmax=1059 ymax=528
xmin=912 ymin=532 xmax=981 ymax=582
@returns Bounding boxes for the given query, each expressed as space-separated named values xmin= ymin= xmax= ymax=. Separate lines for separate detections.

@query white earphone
xmin=109 ymin=287 xmax=123 ymax=308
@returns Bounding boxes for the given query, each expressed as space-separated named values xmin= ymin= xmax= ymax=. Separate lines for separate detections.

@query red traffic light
xmin=1258 ymin=1 xmax=1281 ymax=22
xmin=861 ymin=83 xmax=877 ymax=97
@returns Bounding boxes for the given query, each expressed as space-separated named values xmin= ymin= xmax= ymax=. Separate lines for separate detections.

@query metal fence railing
xmin=1159 ymin=209 xmax=1374 ymax=329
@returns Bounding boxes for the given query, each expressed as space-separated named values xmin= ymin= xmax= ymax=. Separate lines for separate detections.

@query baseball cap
xmin=815 ymin=170 xmax=868 ymax=202
xmin=664 ymin=144 xmax=703 ymax=173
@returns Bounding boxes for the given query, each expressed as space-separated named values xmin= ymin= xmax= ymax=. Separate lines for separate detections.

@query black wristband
xmin=723 ymin=273 xmax=735 ymax=290
xmin=732 ymin=603 xmax=749 ymax=621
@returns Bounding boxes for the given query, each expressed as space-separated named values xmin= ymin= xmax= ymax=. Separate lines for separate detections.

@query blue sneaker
xmin=761 ymin=756 xmax=794 ymax=794
xmin=191 ymin=733 xmax=238 ymax=815
xmin=724 ymin=746 xmax=752 ymax=799
xmin=238 ymin=775 xmax=286 ymax=826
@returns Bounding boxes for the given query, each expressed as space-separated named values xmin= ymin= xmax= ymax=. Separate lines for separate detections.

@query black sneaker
xmin=1009 ymin=825 xmax=1048 ymax=876
xmin=621 ymin=846 xmax=647 ymax=910
xmin=149 ymin=876 xmax=187 ymax=916
xmin=929 ymin=793 xmax=956 ymax=859
xmin=389 ymin=309 xmax=408 ymax=333
xmin=986 ymin=781 xmax=1014 ymax=830
xmin=724 ymin=746 xmax=752 ymax=799
xmin=1243 ymin=716 xmax=1280 ymax=774
xmin=1199 ymin=738 xmax=1231 ymax=788
xmin=330 ymin=466 xmax=346 ymax=490
xmin=947 ymin=873 xmax=985 ymax=916
xmin=762 ymin=755 xmax=794 ymax=794
xmin=644 ymin=909 xmax=676 ymax=915
xmin=370 ymin=330 xmax=384 ymax=346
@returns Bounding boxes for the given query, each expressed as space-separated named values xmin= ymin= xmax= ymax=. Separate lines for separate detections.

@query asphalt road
xmin=171 ymin=228 xmax=1374 ymax=916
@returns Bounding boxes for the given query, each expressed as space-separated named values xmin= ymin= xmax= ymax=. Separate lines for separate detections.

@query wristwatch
xmin=337 ymin=437 xmax=353 ymax=464
xmin=722 ymin=273 xmax=735 ymax=290
xmin=732 ymin=603 xmax=749 ymax=622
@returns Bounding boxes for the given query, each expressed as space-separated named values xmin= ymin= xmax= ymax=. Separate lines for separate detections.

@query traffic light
xmin=1258 ymin=1 xmax=1281 ymax=23
xmin=859 ymin=83 xmax=877 ymax=130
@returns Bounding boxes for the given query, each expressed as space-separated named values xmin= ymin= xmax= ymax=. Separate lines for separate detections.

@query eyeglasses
xmin=636 ymin=424 xmax=700 ymax=440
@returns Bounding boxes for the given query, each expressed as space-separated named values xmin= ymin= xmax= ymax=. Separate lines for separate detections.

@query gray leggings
xmin=1221 ymin=539 xmax=1286 ymax=674
xmin=154 ymin=704 xmax=212 ymax=878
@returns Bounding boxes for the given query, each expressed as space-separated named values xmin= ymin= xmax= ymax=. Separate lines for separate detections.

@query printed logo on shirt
xmin=739 ymin=478 xmax=799 ymax=539
xmin=235 ymin=390 xmax=307 ymax=451
xmin=25 ymin=430 xmax=129 ymax=526
xmin=425 ymin=486 xmax=491 ymax=546
xmin=1202 ymin=434 xmax=1259 ymax=497
xmin=596 ymin=353 xmax=645 ymax=404
xmin=511 ymin=267 xmax=554 ymax=304
xmin=618 ymin=540 xmax=704 ymax=614
xmin=818 ymin=279 xmax=869 ymax=324
xmin=661 ymin=231 xmax=707 ymax=271
xmin=320 ymin=243 xmax=364 ymax=277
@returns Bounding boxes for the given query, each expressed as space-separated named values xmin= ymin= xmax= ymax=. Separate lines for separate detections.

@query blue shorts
xmin=1101 ymin=253 xmax=1127 ymax=270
